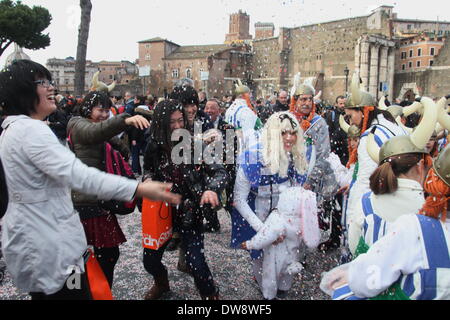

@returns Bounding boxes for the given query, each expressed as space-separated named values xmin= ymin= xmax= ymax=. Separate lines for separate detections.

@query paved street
xmin=0 ymin=209 xmax=340 ymax=300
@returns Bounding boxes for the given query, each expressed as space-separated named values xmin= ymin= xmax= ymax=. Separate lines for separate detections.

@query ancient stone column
xmin=369 ymin=44 xmax=380 ymax=98
xmin=354 ymin=38 xmax=361 ymax=75
xmin=378 ymin=46 xmax=389 ymax=98
xmin=360 ymin=40 xmax=370 ymax=91
xmin=387 ymin=48 xmax=396 ymax=100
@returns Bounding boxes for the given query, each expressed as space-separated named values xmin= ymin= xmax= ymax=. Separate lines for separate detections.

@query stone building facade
xmin=46 ymin=57 xmax=139 ymax=95
xmin=255 ymin=22 xmax=275 ymax=40
xmin=394 ymin=36 xmax=450 ymax=100
xmin=134 ymin=7 xmax=450 ymax=103
xmin=250 ymin=5 xmax=450 ymax=103
xmin=251 ymin=7 xmax=394 ymax=101
xmin=396 ymin=33 xmax=446 ymax=72
xmin=46 ymin=57 xmax=98 ymax=94
xmin=137 ymin=36 xmax=251 ymax=97
xmin=97 ymin=60 xmax=138 ymax=85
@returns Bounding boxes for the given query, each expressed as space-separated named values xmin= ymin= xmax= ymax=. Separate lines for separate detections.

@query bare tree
xmin=74 ymin=0 xmax=92 ymax=96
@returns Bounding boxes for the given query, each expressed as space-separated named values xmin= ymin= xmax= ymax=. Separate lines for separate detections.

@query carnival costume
xmin=345 ymin=73 xmax=407 ymax=249
xmin=243 ymin=186 xmax=319 ymax=300
xmin=231 ymin=112 xmax=308 ymax=292
xmin=225 ymin=80 xmax=263 ymax=153
xmin=320 ymin=97 xmax=450 ymax=300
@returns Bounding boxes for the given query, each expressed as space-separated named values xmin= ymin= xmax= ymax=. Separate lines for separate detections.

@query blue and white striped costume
xmin=360 ymin=192 xmax=388 ymax=248
xmin=231 ymin=146 xmax=306 ymax=260
xmin=333 ymin=214 xmax=450 ymax=300
xmin=347 ymin=114 xmax=408 ymax=254
xmin=225 ymin=99 xmax=257 ymax=130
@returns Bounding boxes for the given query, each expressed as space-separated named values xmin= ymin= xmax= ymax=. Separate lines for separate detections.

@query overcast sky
xmin=1 ymin=0 xmax=449 ymax=66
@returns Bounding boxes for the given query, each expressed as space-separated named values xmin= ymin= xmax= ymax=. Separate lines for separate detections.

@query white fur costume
xmin=244 ymin=186 xmax=320 ymax=300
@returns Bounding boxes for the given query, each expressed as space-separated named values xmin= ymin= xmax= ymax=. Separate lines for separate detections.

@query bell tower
xmin=225 ymin=10 xmax=252 ymax=44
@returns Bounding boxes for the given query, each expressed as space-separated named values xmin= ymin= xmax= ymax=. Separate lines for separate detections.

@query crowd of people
xmin=0 ymin=59 xmax=449 ymax=301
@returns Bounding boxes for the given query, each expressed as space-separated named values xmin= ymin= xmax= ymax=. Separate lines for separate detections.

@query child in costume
xmin=241 ymin=186 xmax=319 ymax=300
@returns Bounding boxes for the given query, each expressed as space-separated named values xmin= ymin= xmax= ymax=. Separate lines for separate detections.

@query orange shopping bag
xmin=142 ymin=198 xmax=173 ymax=250
xmin=85 ymin=249 xmax=113 ymax=300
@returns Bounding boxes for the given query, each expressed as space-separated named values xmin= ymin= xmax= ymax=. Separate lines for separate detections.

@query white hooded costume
xmin=244 ymin=186 xmax=320 ymax=300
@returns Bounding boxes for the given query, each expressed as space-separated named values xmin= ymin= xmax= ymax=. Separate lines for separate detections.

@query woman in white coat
xmin=0 ymin=60 xmax=180 ymax=300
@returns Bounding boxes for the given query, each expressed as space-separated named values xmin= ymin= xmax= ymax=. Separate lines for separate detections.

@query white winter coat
xmin=0 ymin=116 xmax=138 ymax=294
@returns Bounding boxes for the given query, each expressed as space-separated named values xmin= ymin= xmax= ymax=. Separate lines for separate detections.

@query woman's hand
xmin=200 ymin=190 xmax=219 ymax=208
xmin=135 ymin=181 xmax=181 ymax=205
xmin=241 ymin=242 xmax=248 ymax=250
xmin=125 ymin=115 xmax=150 ymax=130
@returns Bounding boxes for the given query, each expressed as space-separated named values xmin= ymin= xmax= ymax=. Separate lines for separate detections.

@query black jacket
xmin=47 ymin=108 xmax=69 ymax=141
xmin=143 ymin=136 xmax=229 ymax=228
xmin=325 ymin=109 xmax=349 ymax=166
xmin=272 ymin=100 xmax=289 ymax=113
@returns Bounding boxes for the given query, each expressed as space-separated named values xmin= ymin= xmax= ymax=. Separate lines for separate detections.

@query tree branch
xmin=0 ymin=40 xmax=13 ymax=58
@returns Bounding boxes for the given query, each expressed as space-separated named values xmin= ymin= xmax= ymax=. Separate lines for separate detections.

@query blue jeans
xmin=181 ymin=227 xmax=217 ymax=296
xmin=131 ymin=142 xmax=143 ymax=175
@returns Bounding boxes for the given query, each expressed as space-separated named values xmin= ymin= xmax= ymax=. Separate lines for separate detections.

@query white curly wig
xmin=261 ymin=112 xmax=308 ymax=177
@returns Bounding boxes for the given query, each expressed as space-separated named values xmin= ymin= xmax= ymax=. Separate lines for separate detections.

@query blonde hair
xmin=262 ymin=112 xmax=308 ymax=177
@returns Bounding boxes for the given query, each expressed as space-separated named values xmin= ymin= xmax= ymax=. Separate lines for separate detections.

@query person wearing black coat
xmin=47 ymin=106 xmax=69 ymax=145
xmin=203 ymin=99 xmax=238 ymax=232
xmin=324 ymin=96 xmax=349 ymax=166
xmin=142 ymin=100 xmax=228 ymax=300
xmin=272 ymin=90 xmax=290 ymax=113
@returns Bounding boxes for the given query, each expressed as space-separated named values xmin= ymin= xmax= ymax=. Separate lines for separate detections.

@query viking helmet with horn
xmin=339 ymin=114 xmax=361 ymax=139
xmin=433 ymin=143 xmax=450 ymax=187
xmin=366 ymin=97 xmax=438 ymax=164
xmin=290 ymin=72 xmax=302 ymax=98
xmin=345 ymin=72 xmax=376 ymax=108
xmin=294 ymin=78 xmax=316 ymax=97
xmin=378 ymin=96 xmax=388 ymax=111
xmin=91 ymin=71 xmax=116 ymax=93
xmin=386 ymin=104 xmax=413 ymax=133
xmin=436 ymin=95 xmax=450 ymax=131
xmin=235 ymin=79 xmax=250 ymax=96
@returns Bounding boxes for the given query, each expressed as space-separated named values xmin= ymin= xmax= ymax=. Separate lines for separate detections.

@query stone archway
xmin=403 ymin=89 xmax=416 ymax=102
xmin=397 ymin=83 xmax=420 ymax=102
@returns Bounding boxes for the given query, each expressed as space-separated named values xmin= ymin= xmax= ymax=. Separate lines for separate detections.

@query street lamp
xmin=344 ymin=66 xmax=350 ymax=94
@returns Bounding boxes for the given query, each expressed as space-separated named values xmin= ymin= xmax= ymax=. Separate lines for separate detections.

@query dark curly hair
xmin=79 ymin=91 xmax=112 ymax=118
xmin=149 ymin=100 xmax=186 ymax=154
xmin=170 ymin=85 xmax=199 ymax=107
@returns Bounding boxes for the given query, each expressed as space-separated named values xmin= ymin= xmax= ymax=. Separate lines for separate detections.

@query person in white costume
xmin=329 ymin=116 xmax=361 ymax=239
xmin=241 ymin=186 xmax=319 ymax=300
xmin=320 ymin=116 xmax=450 ymax=301
xmin=231 ymin=112 xmax=308 ymax=299
xmin=225 ymin=79 xmax=262 ymax=154
xmin=348 ymin=97 xmax=438 ymax=255
xmin=344 ymin=73 xmax=407 ymax=251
